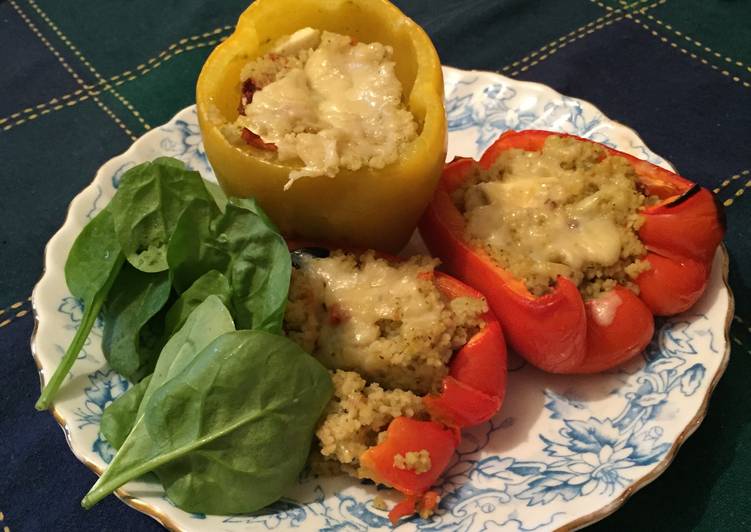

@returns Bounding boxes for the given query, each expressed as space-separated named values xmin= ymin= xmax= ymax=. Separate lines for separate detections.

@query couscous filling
xmin=284 ymin=251 xmax=487 ymax=476
xmin=314 ymin=369 xmax=426 ymax=476
xmin=226 ymin=28 xmax=418 ymax=188
xmin=285 ymin=251 xmax=486 ymax=394
xmin=453 ymin=135 xmax=652 ymax=299
xmin=394 ymin=449 xmax=432 ymax=474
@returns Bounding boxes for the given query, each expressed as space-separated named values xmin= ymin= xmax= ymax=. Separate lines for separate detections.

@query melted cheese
xmin=460 ymin=136 xmax=647 ymax=297
xmin=272 ymin=27 xmax=321 ymax=56
xmin=237 ymin=30 xmax=417 ymax=188
xmin=284 ymin=252 xmax=487 ymax=394
xmin=589 ymin=289 xmax=623 ymax=327
xmin=467 ymin=176 xmax=623 ymax=271
xmin=306 ymin=256 xmax=442 ymax=353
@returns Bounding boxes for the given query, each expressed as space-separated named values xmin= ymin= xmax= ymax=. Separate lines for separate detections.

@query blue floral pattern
xmin=111 ymin=161 xmax=136 ymax=189
xmin=158 ymin=109 xmax=212 ymax=175
xmin=66 ymin=305 xmax=717 ymax=530
xmin=86 ymin=185 xmax=104 ymax=219
xmin=74 ymin=369 xmax=129 ymax=431
xmin=42 ymin=68 xmax=728 ymax=531
xmin=446 ymin=77 xmax=628 ymax=157
xmin=57 ymin=296 xmax=104 ymax=331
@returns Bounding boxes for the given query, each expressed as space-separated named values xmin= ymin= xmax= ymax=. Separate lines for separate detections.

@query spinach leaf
xmin=36 ymin=207 xmax=124 ymax=410
xmin=167 ymin=199 xmax=291 ymax=333
xmin=102 ymin=265 xmax=172 ymax=382
xmin=149 ymin=156 xmax=187 ymax=169
xmin=229 ymin=196 xmax=280 ymax=231
xmin=103 ymin=296 xmax=234 ymax=450
xmin=82 ymin=330 xmax=332 ymax=514
xmin=203 ymin=180 xmax=228 ymax=213
xmin=110 ymin=158 xmax=214 ymax=273
xmin=100 ymin=375 xmax=151 ymax=450
xmin=139 ymin=295 xmax=235 ymax=419
xmin=163 ymin=270 xmax=232 ymax=339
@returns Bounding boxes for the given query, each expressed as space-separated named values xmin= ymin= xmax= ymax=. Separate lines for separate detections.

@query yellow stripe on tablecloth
xmin=508 ymin=15 xmax=625 ymax=77
xmin=0 ymin=27 xmax=230 ymax=132
xmin=25 ymin=0 xmax=151 ymax=131
xmin=713 ymin=170 xmax=750 ymax=195
xmin=627 ymin=14 xmax=751 ymax=90
xmin=7 ymin=0 xmax=137 ymax=140
xmin=0 ymin=298 xmax=32 ymax=329
xmin=505 ymin=0 xmax=665 ymax=77
xmin=644 ymin=13 xmax=751 ymax=75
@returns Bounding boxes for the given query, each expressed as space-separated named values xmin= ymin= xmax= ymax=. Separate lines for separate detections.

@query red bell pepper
xmin=387 ymin=490 xmax=441 ymax=525
xmin=288 ymin=244 xmax=507 ymax=523
xmin=422 ymin=270 xmax=507 ymax=426
xmin=359 ymin=417 xmax=457 ymax=524
xmin=359 ymin=417 xmax=460 ymax=496
xmin=419 ymin=130 xmax=724 ymax=374
xmin=361 ymin=269 xmax=506 ymax=523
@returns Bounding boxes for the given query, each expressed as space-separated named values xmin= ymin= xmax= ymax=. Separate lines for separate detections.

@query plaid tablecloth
xmin=1 ymin=1 xmax=749 ymax=530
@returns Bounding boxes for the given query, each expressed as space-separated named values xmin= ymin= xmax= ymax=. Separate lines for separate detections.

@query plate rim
xmin=557 ymin=243 xmax=732 ymax=531
xmin=30 ymin=67 xmax=734 ymax=532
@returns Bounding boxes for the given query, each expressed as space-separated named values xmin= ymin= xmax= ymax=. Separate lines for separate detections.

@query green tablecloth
xmin=1 ymin=0 xmax=749 ymax=530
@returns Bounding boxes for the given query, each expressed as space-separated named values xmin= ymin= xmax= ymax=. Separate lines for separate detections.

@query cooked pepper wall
xmin=196 ymin=0 xmax=447 ymax=252
xmin=420 ymin=130 xmax=725 ymax=374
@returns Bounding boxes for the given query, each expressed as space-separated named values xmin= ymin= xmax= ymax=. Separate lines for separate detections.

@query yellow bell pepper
xmin=196 ymin=0 xmax=447 ymax=252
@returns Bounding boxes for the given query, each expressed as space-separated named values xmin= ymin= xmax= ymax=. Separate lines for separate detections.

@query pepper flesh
xmin=196 ymin=0 xmax=447 ymax=253
xmin=419 ymin=130 xmax=724 ymax=374
xmin=423 ymin=271 xmax=507 ymax=427
xmin=360 ymin=417 xmax=460 ymax=497
xmin=361 ymin=269 xmax=506 ymax=523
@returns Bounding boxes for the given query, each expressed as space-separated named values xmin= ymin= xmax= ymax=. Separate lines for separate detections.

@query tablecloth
xmin=1 ymin=0 xmax=749 ymax=530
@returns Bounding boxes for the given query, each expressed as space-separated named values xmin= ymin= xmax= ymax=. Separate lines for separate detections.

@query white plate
xmin=32 ymin=66 xmax=732 ymax=531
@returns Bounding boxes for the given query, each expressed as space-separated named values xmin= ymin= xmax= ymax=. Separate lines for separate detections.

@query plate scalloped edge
xmin=30 ymin=66 xmax=734 ymax=532
xmin=558 ymin=245 xmax=732 ymax=531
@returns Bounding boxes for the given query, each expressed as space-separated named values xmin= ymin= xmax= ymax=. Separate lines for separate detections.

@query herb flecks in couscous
xmin=454 ymin=135 xmax=652 ymax=299
xmin=284 ymin=251 xmax=488 ymax=477
xmin=315 ymin=370 xmax=425 ymax=474
xmin=285 ymin=251 xmax=487 ymax=394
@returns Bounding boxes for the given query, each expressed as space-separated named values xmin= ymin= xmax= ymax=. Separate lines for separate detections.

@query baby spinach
xmin=230 ymin=196 xmax=279 ymax=230
xmin=203 ymin=179 xmax=228 ymax=213
xmin=36 ymin=207 xmax=124 ymax=410
xmin=95 ymin=296 xmax=235 ymax=492
xmin=82 ymin=330 xmax=332 ymax=514
xmin=140 ymin=295 xmax=235 ymax=418
xmin=110 ymin=158 xmax=214 ymax=273
xmin=163 ymin=270 xmax=232 ymax=339
xmin=100 ymin=375 xmax=151 ymax=450
xmin=167 ymin=199 xmax=291 ymax=333
xmin=42 ymin=155 xmax=321 ymax=515
xmin=102 ymin=265 xmax=171 ymax=382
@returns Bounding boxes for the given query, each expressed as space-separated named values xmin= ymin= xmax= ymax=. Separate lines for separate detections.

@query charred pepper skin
xmin=419 ymin=129 xmax=724 ymax=374
xmin=196 ymin=0 xmax=447 ymax=253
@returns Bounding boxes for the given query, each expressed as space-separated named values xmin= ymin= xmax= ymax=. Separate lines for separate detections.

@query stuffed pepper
xmin=284 ymin=247 xmax=506 ymax=523
xmin=196 ymin=0 xmax=447 ymax=252
xmin=420 ymin=130 xmax=724 ymax=374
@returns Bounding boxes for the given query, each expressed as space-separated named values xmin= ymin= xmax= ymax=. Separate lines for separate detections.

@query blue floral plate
xmin=31 ymin=67 xmax=732 ymax=531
